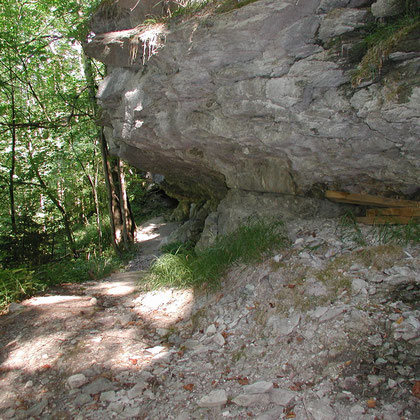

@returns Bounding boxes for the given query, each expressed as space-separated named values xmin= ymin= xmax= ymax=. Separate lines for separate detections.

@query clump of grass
xmin=352 ymin=15 xmax=420 ymax=86
xmin=338 ymin=212 xmax=367 ymax=246
xmin=144 ymin=218 xmax=287 ymax=290
xmin=0 ymin=249 xmax=127 ymax=311
xmin=338 ymin=212 xmax=420 ymax=246
xmin=215 ymin=0 xmax=259 ymax=14
xmin=170 ymin=0 xmax=212 ymax=19
xmin=0 ymin=268 xmax=42 ymax=311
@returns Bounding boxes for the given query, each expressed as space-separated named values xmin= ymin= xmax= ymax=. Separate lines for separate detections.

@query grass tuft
xmin=352 ymin=15 xmax=420 ymax=86
xmin=0 ymin=249 xmax=127 ymax=312
xmin=338 ymin=212 xmax=420 ymax=246
xmin=143 ymin=218 xmax=287 ymax=290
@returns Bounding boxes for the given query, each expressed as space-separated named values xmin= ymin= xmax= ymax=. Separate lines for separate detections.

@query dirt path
xmin=0 ymin=217 xmax=190 ymax=419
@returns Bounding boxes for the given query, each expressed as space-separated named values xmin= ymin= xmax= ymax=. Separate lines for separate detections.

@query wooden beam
xmin=357 ymin=216 xmax=416 ymax=225
xmin=366 ymin=208 xmax=420 ymax=217
xmin=325 ymin=191 xmax=420 ymax=208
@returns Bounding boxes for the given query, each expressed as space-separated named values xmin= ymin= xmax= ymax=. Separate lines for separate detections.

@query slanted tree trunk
xmin=27 ymin=143 xmax=79 ymax=258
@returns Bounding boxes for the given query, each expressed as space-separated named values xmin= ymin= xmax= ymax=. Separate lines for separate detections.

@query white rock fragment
xmin=68 ymin=373 xmax=88 ymax=389
xmin=213 ymin=333 xmax=226 ymax=346
xmin=232 ymin=393 xmax=270 ymax=406
xmin=198 ymin=389 xmax=228 ymax=408
xmin=145 ymin=345 xmax=166 ymax=355
xmin=305 ymin=278 xmax=328 ymax=296
xmin=243 ymin=381 xmax=273 ymax=394
xmin=310 ymin=306 xmax=329 ymax=319
xmin=269 ymin=389 xmax=296 ymax=406
xmin=306 ymin=398 xmax=337 ymax=420
xmin=352 ymin=278 xmax=368 ymax=295
xmin=100 ymin=390 xmax=117 ymax=402
xmin=318 ymin=306 xmax=346 ymax=323
xmin=205 ymin=324 xmax=217 ymax=336
xmin=267 ymin=314 xmax=300 ymax=337
xmin=387 ymin=379 xmax=397 ymax=389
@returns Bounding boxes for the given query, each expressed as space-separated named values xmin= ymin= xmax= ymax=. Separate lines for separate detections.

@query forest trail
xmin=0 ymin=217 xmax=193 ymax=419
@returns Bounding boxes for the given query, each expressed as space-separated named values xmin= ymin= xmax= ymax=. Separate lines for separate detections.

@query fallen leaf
xmin=129 ymin=358 xmax=138 ymax=365
xmin=344 ymin=360 xmax=352 ymax=366
xmin=273 ymin=382 xmax=279 ymax=389
xmin=286 ymin=284 xmax=296 ymax=289
xmin=367 ymin=399 xmax=376 ymax=408
xmin=40 ymin=364 xmax=52 ymax=370
xmin=183 ymin=383 xmax=194 ymax=391
xmin=238 ymin=377 xmax=249 ymax=385
xmin=395 ymin=317 xmax=404 ymax=325
xmin=126 ymin=321 xmax=136 ymax=326
xmin=221 ymin=331 xmax=229 ymax=339
xmin=285 ymin=412 xmax=296 ymax=418
xmin=412 ymin=381 xmax=420 ymax=399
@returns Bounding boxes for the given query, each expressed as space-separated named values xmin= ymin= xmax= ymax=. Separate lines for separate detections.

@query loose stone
xmin=197 ymin=389 xmax=228 ymax=408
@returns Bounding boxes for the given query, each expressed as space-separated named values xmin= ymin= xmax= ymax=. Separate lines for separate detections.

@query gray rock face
xmin=371 ymin=0 xmax=404 ymax=17
xmin=85 ymin=0 xmax=420 ymax=232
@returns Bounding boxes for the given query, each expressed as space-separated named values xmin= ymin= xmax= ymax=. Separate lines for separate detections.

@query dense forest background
xmin=0 ymin=0 xmax=159 ymax=308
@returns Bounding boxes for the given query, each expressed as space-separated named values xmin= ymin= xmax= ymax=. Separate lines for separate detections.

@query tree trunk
xmin=82 ymin=53 xmax=135 ymax=253
xmin=28 ymin=143 xmax=79 ymax=258
xmin=117 ymin=158 xmax=136 ymax=249
xmin=9 ymin=72 xmax=17 ymax=234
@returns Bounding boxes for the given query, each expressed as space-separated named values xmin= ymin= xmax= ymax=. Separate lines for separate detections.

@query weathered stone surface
xmin=82 ymin=378 xmax=115 ymax=395
xmin=243 ymin=381 xmax=273 ymax=394
xmin=318 ymin=8 xmax=369 ymax=42
xmin=267 ymin=314 xmax=301 ymax=337
xmin=85 ymin=0 xmax=420 ymax=238
xmin=232 ymin=393 xmax=271 ymax=407
xmin=371 ymin=0 xmax=404 ymax=17
xmin=68 ymin=374 xmax=88 ymax=389
xmin=197 ymin=389 xmax=227 ymax=408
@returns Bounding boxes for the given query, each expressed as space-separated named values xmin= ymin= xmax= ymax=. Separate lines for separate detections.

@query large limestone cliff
xmin=85 ymin=0 xmax=420 ymax=241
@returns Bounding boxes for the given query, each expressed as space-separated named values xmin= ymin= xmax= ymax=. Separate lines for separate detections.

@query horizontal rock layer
xmin=86 ymin=0 xmax=420 ymax=222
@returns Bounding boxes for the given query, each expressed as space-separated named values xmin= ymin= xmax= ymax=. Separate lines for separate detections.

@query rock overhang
xmin=85 ymin=0 xmax=420 ymax=207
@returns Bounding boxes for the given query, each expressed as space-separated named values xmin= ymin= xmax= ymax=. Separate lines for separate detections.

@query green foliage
xmin=0 ymin=268 xmax=41 ymax=311
xmin=338 ymin=212 xmax=420 ymax=246
xmin=215 ymin=0 xmax=259 ymax=14
xmin=0 ymin=249 xmax=127 ymax=311
xmin=170 ymin=0 xmax=212 ymax=19
xmin=352 ymin=12 xmax=420 ymax=86
xmin=143 ymin=218 xmax=288 ymax=290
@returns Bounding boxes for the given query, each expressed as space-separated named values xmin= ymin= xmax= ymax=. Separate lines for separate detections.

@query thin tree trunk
xmin=69 ymin=136 xmax=103 ymax=252
xmin=117 ymin=158 xmax=135 ymax=249
xmin=28 ymin=143 xmax=79 ymax=258
xmin=82 ymin=53 xmax=135 ymax=253
xmin=100 ymin=130 xmax=122 ymax=253
xmin=9 ymin=73 xmax=17 ymax=234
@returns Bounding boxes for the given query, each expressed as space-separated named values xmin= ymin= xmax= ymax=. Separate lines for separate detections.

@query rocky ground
xmin=0 ymin=216 xmax=419 ymax=419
